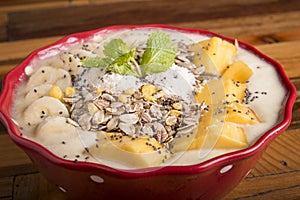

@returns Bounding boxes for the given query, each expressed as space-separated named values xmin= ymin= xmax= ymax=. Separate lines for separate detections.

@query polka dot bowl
xmin=0 ymin=24 xmax=296 ymax=200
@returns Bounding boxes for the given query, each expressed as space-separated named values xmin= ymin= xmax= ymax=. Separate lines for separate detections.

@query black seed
xmin=74 ymin=159 xmax=78 ymax=163
xmin=41 ymin=70 xmax=45 ymax=73
xmin=34 ymin=89 xmax=37 ymax=93
xmin=62 ymin=141 xmax=66 ymax=144
xmin=85 ymin=147 xmax=90 ymax=152
xmin=63 ymin=155 xmax=67 ymax=158
xmin=75 ymin=155 xmax=80 ymax=158
xmin=59 ymin=111 xmax=63 ymax=115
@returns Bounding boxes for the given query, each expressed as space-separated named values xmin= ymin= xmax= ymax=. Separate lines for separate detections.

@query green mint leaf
xmin=108 ymin=62 xmax=139 ymax=77
xmin=112 ymin=48 xmax=136 ymax=65
xmin=140 ymin=30 xmax=177 ymax=76
xmin=82 ymin=39 xmax=139 ymax=76
xmin=103 ymin=39 xmax=131 ymax=59
xmin=82 ymin=57 xmax=112 ymax=68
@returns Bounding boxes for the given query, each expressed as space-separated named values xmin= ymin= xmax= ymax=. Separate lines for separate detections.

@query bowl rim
xmin=0 ymin=24 xmax=297 ymax=178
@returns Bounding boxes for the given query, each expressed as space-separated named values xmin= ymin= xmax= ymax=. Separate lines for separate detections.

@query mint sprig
xmin=140 ymin=30 xmax=177 ymax=76
xmin=82 ymin=31 xmax=177 ymax=77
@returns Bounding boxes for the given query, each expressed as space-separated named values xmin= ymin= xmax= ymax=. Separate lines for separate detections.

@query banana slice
xmin=68 ymin=49 xmax=95 ymax=60
xmin=25 ymin=66 xmax=71 ymax=92
xmin=23 ymin=96 xmax=69 ymax=127
xmin=35 ymin=116 xmax=85 ymax=160
xmin=24 ymin=84 xmax=53 ymax=103
xmin=58 ymin=53 xmax=84 ymax=75
xmin=35 ymin=116 xmax=77 ymax=145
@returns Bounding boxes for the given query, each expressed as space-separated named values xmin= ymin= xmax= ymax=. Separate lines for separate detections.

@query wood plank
xmin=0 ymin=134 xmax=36 ymax=177
xmin=0 ymin=13 xmax=8 ymax=41
xmin=0 ymin=2 xmax=69 ymax=13
xmin=0 ymin=0 xmax=66 ymax=7
xmin=225 ymin=170 xmax=300 ymax=200
xmin=289 ymin=77 xmax=300 ymax=130
xmin=256 ymin=40 xmax=300 ymax=78
xmin=250 ymin=129 xmax=300 ymax=177
xmin=174 ymin=10 xmax=300 ymax=45
xmin=0 ymin=61 xmax=19 ymax=79
xmin=7 ymin=0 xmax=300 ymax=40
xmin=13 ymin=173 xmax=66 ymax=200
xmin=0 ymin=36 xmax=62 ymax=62
xmin=70 ymin=0 xmax=89 ymax=6
xmin=0 ymin=176 xmax=13 ymax=198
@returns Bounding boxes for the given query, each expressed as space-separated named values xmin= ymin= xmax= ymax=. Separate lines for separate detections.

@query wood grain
xmin=13 ymin=173 xmax=65 ymax=200
xmin=175 ymin=11 xmax=300 ymax=44
xmin=7 ymin=0 xmax=300 ymax=40
xmin=0 ymin=177 xmax=13 ymax=198
xmin=0 ymin=135 xmax=36 ymax=177
xmin=0 ymin=13 xmax=8 ymax=41
xmin=225 ymin=170 xmax=300 ymax=200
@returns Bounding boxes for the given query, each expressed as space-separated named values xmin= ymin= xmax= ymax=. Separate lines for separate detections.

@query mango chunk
xmin=226 ymin=103 xmax=259 ymax=124
xmin=89 ymin=132 xmax=170 ymax=168
xmin=214 ymin=122 xmax=248 ymax=149
xmin=191 ymin=37 xmax=237 ymax=74
xmin=171 ymin=111 xmax=248 ymax=151
xmin=222 ymin=61 xmax=253 ymax=83
xmin=49 ymin=85 xmax=63 ymax=100
xmin=223 ymin=79 xmax=247 ymax=104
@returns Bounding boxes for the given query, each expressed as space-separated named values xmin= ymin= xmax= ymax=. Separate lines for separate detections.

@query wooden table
xmin=0 ymin=0 xmax=299 ymax=199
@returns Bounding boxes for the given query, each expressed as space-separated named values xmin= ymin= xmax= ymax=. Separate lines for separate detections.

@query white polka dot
xmin=90 ymin=175 xmax=104 ymax=183
xmin=220 ymin=164 xmax=233 ymax=174
xmin=58 ymin=186 xmax=67 ymax=193
xmin=25 ymin=66 xmax=34 ymax=76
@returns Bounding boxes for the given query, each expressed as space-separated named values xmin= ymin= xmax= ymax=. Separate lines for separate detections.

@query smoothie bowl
xmin=0 ymin=25 xmax=296 ymax=200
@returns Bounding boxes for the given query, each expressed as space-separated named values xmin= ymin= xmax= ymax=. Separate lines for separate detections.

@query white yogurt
xmin=11 ymin=28 xmax=287 ymax=169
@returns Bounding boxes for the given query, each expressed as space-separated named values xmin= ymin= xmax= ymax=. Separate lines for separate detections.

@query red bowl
xmin=0 ymin=25 xmax=296 ymax=200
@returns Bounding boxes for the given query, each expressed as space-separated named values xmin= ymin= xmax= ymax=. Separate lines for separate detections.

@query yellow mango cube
xmin=49 ymin=85 xmax=63 ymax=100
xmin=222 ymin=61 xmax=253 ymax=83
xmin=214 ymin=122 xmax=248 ymax=149
xmin=226 ymin=103 xmax=259 ymax=124
xmin=223 ymin=80 xmax=247 ymax=104
xmin=65 ymin=87 xmax=76 ymax=96
xmin=191 ymin=37 xmax=237 ymax=74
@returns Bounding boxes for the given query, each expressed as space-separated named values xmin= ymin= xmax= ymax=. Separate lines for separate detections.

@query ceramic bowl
xmin=0 ymin=25 xmax=296 ymax=200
